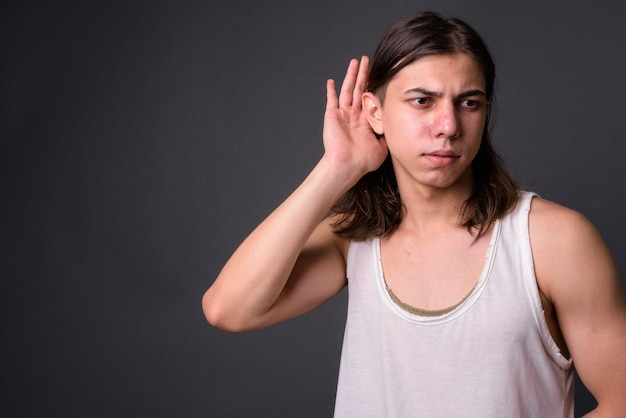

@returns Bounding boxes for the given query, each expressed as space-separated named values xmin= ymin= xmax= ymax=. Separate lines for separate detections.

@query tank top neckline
xmin=373 ymin=219 xmax=502 ymax=325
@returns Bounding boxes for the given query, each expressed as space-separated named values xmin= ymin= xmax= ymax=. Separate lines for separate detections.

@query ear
xmin=362 ymin=92 xmax=384 ymax=135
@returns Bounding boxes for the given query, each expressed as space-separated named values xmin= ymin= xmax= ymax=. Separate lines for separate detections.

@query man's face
xmin=365 ymin=53 xmax=488 ymax=194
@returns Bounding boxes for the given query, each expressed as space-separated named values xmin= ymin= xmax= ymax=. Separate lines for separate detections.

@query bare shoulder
xmin=528 ymin=196 xmax=607 ymax=266
xmin=528 ymin=196 xmax=596 ymax=241
xmin=528 ymin=195 xmax=620 ymax=301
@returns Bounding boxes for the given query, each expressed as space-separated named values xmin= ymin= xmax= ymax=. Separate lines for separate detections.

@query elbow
xmin=201 ymin=290 xmax=256 ymax=333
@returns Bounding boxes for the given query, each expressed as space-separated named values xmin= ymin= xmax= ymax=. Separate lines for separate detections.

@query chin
xmin=421 ymin=172 xmax=471 ymax=191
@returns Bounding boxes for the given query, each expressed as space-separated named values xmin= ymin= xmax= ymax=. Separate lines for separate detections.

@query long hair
xmin=332 ymin=11 xmax=518 ymax=240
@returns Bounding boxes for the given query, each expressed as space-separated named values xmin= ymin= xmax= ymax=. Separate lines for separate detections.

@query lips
xmin=426 ymin=150 xmax=458 ymax=157
xmin=423 ymin=150 xmax=459 ymax=166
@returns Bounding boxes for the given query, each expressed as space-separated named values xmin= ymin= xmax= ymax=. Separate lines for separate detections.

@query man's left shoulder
xmin=529 ymin=196 xmax=595 ymax=241
xmin=528 ymin=196 xmax=610 ymax=275
xmin=528 ymin=195 xmax=620 ymax=310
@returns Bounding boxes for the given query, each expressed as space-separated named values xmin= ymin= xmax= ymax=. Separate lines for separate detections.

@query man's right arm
xmin=202 ymin=57 xmax=388 ymax=332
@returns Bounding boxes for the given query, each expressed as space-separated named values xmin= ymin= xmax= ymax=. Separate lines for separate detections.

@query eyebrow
xmin=404 ymin=87 xmax=487 ymax=99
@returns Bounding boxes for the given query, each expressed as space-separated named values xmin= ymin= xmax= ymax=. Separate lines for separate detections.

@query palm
xmin=323 ymin=57 xmax=388 ymax=175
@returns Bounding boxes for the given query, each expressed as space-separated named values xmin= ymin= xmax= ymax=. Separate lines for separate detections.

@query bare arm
xmin=202 ymin=57 xmax=388 ymax=332
xmin=530 ymin=198 xmax=626 ymax=416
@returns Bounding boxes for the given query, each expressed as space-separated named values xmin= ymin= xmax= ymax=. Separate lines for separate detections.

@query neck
xmin=397 ymin=173 xmax=474 ymax=233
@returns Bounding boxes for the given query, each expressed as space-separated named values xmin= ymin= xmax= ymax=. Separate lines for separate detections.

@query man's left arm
xmin=530 ymin=197 xmax=626 ymax=417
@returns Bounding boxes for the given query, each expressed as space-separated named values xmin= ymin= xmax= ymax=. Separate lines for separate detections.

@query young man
xmin=203 ymin=12 xmax=626 ymax=417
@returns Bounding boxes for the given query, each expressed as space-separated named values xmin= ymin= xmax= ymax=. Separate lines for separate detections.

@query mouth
xmin=423 ymin=151 xmax=459 ymax=166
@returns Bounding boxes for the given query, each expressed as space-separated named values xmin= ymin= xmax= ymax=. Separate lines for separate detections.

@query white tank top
xmin=334 ymin=191 xmax=573 ymax=417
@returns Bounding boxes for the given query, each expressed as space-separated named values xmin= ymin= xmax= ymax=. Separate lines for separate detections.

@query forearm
xmin=203 ymin=157 xmax=361 ymax=331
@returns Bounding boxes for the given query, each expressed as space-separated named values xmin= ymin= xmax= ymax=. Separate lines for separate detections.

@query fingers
xmin=326 ymin=79 xmax=338 ymax=112
xmin=338 ymin=59 xmax=359 ymax=108
xmin=337 ymin=56 xmax=370 ymax=108
xmin=326 ymin=56 xmax=370 ymax=112
xmin=353 ymin=56 xmax=370 ymax=108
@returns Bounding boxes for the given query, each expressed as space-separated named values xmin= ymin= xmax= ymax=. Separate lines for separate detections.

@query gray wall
xmin=2 ymin=1 xmax=625 ymax=416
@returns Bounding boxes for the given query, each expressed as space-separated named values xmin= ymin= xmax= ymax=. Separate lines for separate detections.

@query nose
xmin=432 ymin=103 xmax=460 ymax=139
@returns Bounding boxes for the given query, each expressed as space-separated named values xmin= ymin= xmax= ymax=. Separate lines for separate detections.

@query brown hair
xmin=332 ymin=11 xmax=518 ymax=240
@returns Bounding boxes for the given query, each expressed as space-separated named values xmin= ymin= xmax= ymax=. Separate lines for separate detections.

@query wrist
xmin=313 ymin=156 xmax=365 ymax=198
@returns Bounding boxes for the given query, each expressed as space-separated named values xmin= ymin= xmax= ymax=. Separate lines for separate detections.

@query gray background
xmin=2 ymin=0 xmax=625 ymax=416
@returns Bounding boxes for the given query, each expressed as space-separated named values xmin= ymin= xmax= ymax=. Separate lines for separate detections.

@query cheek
xmin=462 ymin=115 xmax=487 ymax=140
xmin=383 ymin=113 xmax=428 ymax=141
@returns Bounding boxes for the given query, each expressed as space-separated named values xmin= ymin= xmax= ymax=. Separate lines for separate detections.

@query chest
xmin=380 ymin=229 xmax=492 ymax=312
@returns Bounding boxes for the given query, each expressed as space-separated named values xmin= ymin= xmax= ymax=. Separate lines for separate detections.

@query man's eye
xmin=461 ymin=99 xmax=479 ymax=108
xmin=413 ymin=97 xmax=431 ymax=105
